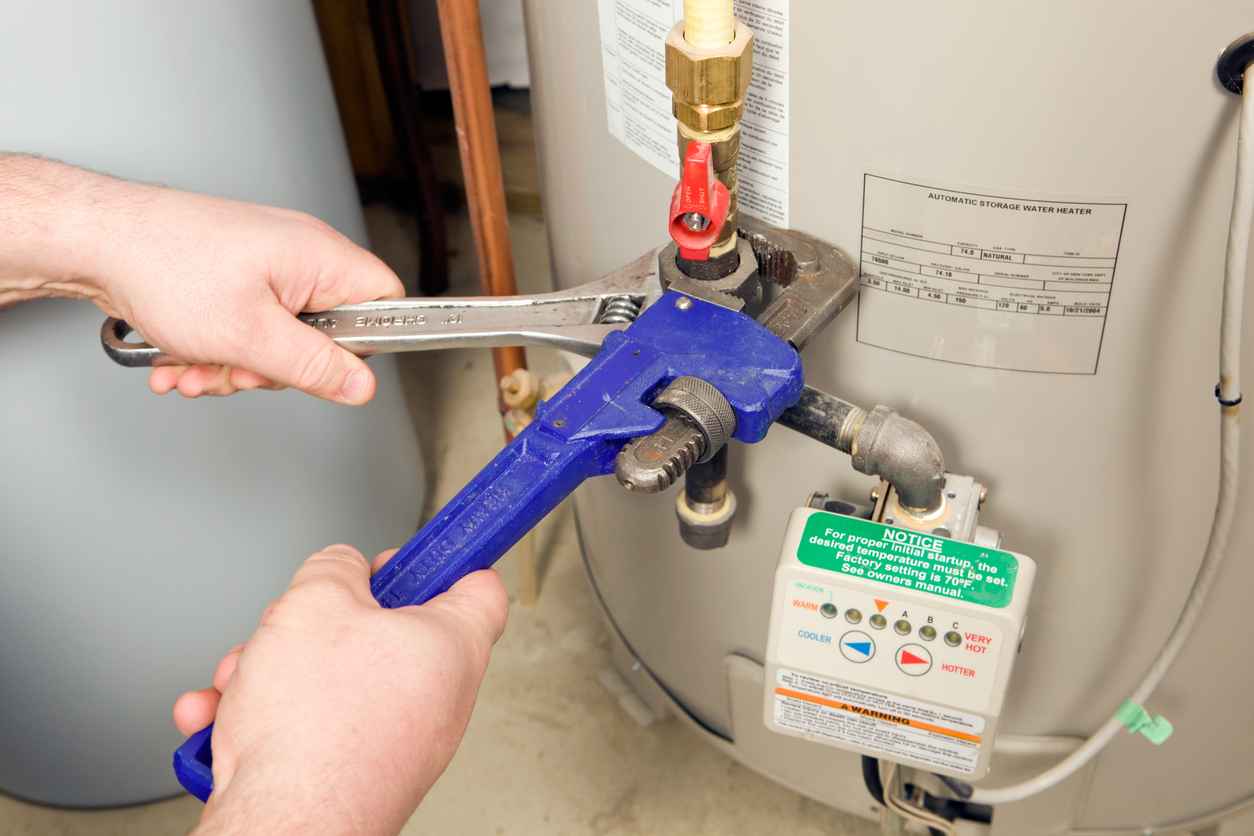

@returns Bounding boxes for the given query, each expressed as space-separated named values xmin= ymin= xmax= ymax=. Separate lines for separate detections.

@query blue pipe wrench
xmin=102 ymin=224 xmax=858 ymax=802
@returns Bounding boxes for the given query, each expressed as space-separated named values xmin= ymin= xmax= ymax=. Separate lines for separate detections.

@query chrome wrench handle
xmin=101 ymin=249 xmax=664 ymax=367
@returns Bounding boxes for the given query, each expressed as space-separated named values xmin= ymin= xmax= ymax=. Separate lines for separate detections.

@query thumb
xmin=247 ymin=305 xmax=377 ymax=405
xmin=425 ymin=570 xmax=510 ymax=650
xmin=288 ymin=544 xmax=375 ymax=604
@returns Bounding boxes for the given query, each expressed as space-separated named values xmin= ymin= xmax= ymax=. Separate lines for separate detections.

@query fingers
xmin=172 ymin=639 xmax=244 ymax=735
xmin=370 ymin=548 xmax=508 ymax=648
xmin=287 ymin=544 xmax=374 ymax=604
xmin=424 ymin=570 xmax=510 ymax=650
xmin=247 ymin=306 xmax=377 ymax=405
xmin=148 ymin=365 xmax=281 ymax=398
xmin=148 ymin=311 xmax=375 ymax=403
xmin=303 ymin=240 xmax=406 ymax=311
xmin=213 ymin=644 xmax=246 ymax=693
xmin=371 ymin=548 xmax=400 ymax=574
xmin=172 ymin=687 xmax=220 ymax=736
xmin=258 ymin=598 xmax=279 ymax=627
xmin=148 ymin=365 xmax=185 ymax=395
xmin=228 ymin=368 xmax=279 ymax=391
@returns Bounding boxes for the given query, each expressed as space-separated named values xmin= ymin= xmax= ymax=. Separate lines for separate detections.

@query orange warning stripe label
xmin=774 ymin=687 xmax=982 ymax=744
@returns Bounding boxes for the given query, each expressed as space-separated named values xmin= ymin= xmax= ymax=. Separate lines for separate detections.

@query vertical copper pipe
xmin=435 ymin=0 xmax=527 ymax=429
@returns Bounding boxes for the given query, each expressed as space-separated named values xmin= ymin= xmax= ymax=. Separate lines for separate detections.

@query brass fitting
xmin=677 ymin=123 xmax=740 ymax=249
xmin=672 ymin=101 xmax=743 ymax=133
xmin=665 ymin=20 xmax=753 ymax=258
xmin=664 ymin=22 xmax=754 ymax=121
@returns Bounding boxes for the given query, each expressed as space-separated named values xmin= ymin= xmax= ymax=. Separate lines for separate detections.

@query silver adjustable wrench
xmin=101 ymin=250 xmax=666 ymax=367
xmin=100 ymin=221 xmax=857 ymax=369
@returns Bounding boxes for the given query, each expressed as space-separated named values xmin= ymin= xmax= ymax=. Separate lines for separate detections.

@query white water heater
xmin=523 ymin=2 xmax=1254 ymax=832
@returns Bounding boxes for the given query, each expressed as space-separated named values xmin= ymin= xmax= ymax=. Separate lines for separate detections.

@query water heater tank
xmin=0 ymin=0 xmax=425 ymax=807
xmin=523 ymin=3 xmax=1254 ymax=832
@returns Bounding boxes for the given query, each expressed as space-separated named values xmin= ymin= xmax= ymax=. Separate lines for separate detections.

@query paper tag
xmin=858 ymin=174 xmax=1127 ymax=374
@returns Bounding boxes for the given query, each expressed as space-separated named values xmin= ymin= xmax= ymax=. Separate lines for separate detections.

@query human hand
xmin=102 ymin=185 xmax=404 ymax=403
xmin=173 ymin=546 xmax=509 ymax=836
xmin=0 ymin=155 xmax=404 ymax=403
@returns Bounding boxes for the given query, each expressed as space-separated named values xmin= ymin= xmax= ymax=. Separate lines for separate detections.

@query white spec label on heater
xmin=773 ymin=668 xmax=985 ymax=775
xmin=858 ymin=174 xmax=1128 ymax=374
xmin=595 ymin=0 xmax=790 ymax=226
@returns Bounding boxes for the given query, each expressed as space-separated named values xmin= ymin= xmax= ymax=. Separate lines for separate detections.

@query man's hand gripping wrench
xmin=101 ymin=222 xmax=858 ymax=802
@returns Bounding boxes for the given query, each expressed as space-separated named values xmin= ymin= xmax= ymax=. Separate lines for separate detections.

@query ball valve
xmin=668 ymin=140 xmax=730 ymax=261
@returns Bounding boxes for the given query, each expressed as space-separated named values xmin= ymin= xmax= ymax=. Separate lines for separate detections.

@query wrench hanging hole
xmin=113 ymin=320 xmax=146 ymax=344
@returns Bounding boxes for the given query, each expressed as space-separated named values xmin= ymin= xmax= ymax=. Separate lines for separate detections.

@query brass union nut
xmin=672 ymin=99 xmax=744 ymax=132
xmin=665 ymin=20 xmax=754 ymax=109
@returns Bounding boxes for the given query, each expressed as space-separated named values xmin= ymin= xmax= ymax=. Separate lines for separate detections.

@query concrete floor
xmin=0 ymin=206 xmax=876 ymax=835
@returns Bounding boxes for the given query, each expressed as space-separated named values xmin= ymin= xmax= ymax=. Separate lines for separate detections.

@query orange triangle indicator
xmin=874 ymin=599 xmax=890 ymax=612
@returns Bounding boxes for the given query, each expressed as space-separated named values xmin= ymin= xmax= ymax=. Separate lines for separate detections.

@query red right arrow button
xmin=895 ymin=644 xmax=933 ymax=676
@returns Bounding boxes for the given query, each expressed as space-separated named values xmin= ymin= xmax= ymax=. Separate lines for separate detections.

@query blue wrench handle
xmin=171 ymin=423 xmax=617 ymax=801
xmin=173 ymin=727 xmax=215 ymax=801
xmin=172 ymin=291 xmax=804 ymax=802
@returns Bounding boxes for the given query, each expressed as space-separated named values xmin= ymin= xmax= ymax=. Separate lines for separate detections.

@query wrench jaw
xmin=659 ymin=237 xmax=762 ymax=314
xmin=740 ymin=221 xmax=859 ymax=351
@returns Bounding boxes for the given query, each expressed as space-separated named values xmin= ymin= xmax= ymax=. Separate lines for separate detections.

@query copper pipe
xmin=435 ymin=0 xmax=527 ymax=436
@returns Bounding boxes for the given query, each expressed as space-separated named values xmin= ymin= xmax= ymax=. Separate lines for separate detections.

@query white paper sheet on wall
xmin=597 ymin=0 xmax=790 ymax=227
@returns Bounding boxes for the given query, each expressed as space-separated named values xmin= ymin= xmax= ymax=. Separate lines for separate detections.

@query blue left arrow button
xmin=840 ymin=630 xmax=876 ymax=663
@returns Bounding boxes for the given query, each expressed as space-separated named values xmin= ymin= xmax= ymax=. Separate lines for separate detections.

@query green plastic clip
xmin=1116 ymin=700 xmax=1174 ymax=745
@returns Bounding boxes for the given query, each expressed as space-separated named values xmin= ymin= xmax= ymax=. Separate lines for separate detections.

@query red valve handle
xmin=669 ymin=141 xmax=730 ymax=261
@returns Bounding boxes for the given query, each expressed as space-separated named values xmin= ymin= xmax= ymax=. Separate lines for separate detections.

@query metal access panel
xmin=764 ymin=508 xmax=1036 ymax=780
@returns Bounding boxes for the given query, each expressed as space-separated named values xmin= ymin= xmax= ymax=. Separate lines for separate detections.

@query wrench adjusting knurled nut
xmin=653 ymin=376 xmax=736 ymax=462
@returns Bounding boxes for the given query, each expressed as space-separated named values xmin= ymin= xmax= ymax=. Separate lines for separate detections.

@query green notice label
xmin=797 ymin=512 xmax=1018 ymax=608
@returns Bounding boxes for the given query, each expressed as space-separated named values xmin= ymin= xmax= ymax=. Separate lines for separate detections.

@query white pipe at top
xmin=683 ymin=0 xmax=735 ymax=48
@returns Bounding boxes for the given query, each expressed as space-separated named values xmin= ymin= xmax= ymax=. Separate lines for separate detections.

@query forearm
xmin=191 ymin=755 xmax=411 ymax=836
xmin=2 ymin=153 xmax=403 ymax=401
xmin=0 ymin=153 xmax=144 ymax=310
xmin=193 ymin=773 xmax=371 ymax=836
